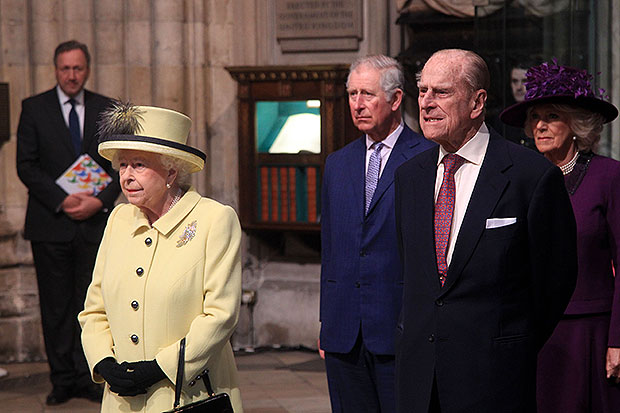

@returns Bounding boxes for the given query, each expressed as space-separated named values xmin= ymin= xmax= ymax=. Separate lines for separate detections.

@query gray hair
xmin=111 ymin=152 xmax=193 ymax=187
xmin=158 ymin=155 xmax=192 ymax=187
xmin=416 ymin=49 xmax=490 ymax=93
xmin=347 ymin=55 xmax=404 ymax=101
xmin=524 ymin=103 xmax=605 ymax=151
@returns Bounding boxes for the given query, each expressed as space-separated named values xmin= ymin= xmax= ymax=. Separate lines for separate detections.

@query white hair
xmin=347 ymin=54 xmax=404 ymax=102
xmin=158 ymin=155 xmax=192 ymax=187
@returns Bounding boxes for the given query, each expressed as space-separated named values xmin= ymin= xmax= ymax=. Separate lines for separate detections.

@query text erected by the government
xmin=276 ymin=0 xmax=362 ymax=39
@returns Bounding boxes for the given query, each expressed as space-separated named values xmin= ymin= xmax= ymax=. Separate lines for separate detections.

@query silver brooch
xmin=177 ymin=220 xmax=197 ymax=247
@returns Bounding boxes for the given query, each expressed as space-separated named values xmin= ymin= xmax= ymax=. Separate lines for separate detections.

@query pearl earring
xmin=166 ymin=183 xmax=171 ymax=189
xmin=572 ymin=136 xmax=577 ymax=141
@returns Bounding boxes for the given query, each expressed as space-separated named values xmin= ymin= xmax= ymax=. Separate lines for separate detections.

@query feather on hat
xmin=499 ymin=59 xmax=618 ymax=127
xmin=97 ymin=101 xmax=206 ymax=173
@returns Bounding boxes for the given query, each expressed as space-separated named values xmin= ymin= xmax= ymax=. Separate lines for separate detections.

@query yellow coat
xmin=79 ymin=187 xmax=243 ymax=412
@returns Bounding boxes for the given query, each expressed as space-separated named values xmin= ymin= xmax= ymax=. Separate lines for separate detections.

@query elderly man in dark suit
xmin=394 ymin=49 xmax=577 ymax=412
xmin=320 ymin=54 xmax=435 ymax=412
xmin=16 ymin=40 xmax=119 ymax=406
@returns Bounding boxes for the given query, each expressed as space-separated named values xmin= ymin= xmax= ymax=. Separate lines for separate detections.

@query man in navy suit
xmin=16 ymin=40 xmax=119 ymax=405
xmin=320 ymin=54 xmax=435 ymax=412
xmin=394 ymin=49 xmax=577 ymax=412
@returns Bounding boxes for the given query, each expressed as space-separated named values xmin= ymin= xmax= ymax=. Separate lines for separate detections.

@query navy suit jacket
xmin=16 ymin=88 xmax=120 ymax=243
xmin=394 ymin=129 xmax=578 ymax=412
xmin=320 ymin=124 xmax=435 ymax=355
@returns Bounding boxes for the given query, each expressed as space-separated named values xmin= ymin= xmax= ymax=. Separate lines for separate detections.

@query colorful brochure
xmin=55 ymin=154 xmax=112 ymax=195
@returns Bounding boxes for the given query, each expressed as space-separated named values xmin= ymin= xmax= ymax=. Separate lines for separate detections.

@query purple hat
xmin=499 ymin=59 xmax=618 ymax=127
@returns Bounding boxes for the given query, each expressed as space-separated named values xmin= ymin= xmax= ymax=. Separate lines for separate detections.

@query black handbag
xmin=163 ymin=338 xmax=234 ymax=413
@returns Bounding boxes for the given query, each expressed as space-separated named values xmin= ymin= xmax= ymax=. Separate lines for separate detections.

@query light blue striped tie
xmin=365 ymin=142 xmax=383 ymax=214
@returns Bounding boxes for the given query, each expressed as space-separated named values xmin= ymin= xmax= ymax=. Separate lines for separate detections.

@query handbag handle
xmin=173 ymin=338 xmax=216 ymax=409
xmin=173 ymin=338 xmax=186 ymax=408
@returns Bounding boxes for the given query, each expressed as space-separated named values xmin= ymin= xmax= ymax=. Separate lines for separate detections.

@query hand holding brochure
xmin=55 ymin=154 xmax=112 ymax=195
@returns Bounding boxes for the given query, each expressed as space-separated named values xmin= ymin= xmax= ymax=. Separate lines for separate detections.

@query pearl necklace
xmin=147 ymin=189 xmax=184 ymax=226
xmin=167 ymin=188 xmax=183 ymax=212
xmin=559 ymin=151 xmax=579 ymax=175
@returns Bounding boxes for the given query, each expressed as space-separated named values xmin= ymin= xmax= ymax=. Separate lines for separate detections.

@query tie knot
xmin=371 ymin=142 xmax=384 ymax=152
xmin=442 ymin=153 xmax=465 ymax=174
xmin=68 ymin=98 xmax=76 ymax=107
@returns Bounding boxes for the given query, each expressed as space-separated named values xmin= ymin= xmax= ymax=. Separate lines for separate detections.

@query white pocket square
xmin=485 ymin=217 xmax=517 ymax=229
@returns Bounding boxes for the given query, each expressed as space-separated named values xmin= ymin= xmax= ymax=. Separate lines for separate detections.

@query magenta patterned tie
xmin=434 ymin=154 xmax=466 ymax=286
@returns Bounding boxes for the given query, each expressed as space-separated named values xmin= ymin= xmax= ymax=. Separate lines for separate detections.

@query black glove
xmin=95 ymin=357 xmax=146 ymax=396
xmin=120 ymin=360 xmax=166 ymax=390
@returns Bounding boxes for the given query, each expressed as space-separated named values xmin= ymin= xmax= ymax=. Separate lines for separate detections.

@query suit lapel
xmin=83 ymin=90 xmax=98 ymax=153
xmin=44 ymin=89 xmax=75 ymax=155
xmin=366 ymin=127 xmax=422 ymax=216
xmin=442 ymin=134 xmax=512 ymax=292
xmin=346 ymin=137 xmax=367 ymax=221
xmin=411 ymin=146 xmax=443 ymax=291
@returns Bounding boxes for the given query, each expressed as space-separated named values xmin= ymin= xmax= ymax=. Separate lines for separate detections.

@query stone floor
xmin=0 ymin=348 xmax=331 ymax=413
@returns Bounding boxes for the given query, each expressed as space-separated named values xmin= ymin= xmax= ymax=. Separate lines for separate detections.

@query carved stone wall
xmin=0 ymin=0 xmax=243 ymax=362
xmin=1 ymin=0 xmax=618 ymax=362
xmin=0 ymin=0 xmax=421 ymax=361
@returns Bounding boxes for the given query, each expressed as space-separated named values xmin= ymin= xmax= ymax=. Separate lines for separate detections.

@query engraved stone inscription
xmin=275 ymin=0 xmax=362 ymax=51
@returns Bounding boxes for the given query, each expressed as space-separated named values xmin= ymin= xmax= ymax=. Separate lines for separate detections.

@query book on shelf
xmin=307 ymin=167 xmax=317 ymax=223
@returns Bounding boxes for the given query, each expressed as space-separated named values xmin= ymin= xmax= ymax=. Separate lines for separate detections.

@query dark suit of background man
xmin=320 ymin=54 xmax=435 ymax=412
xmin=394 ymin=48 xmax=578 ymax=413
xmin=16 ymin=40 xmax=120 ymax=406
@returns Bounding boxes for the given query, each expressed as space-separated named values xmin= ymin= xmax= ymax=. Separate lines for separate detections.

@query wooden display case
xmin=227 ymin=65 xmax=357 ymax=232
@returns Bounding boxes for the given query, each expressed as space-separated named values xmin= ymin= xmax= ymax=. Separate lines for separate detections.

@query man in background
xmin=319 ymin=54 xmax=434 ymax=412
xmin=16 ymin=40 xmax=120 ymax=405
xmin=394 ymin=49 xmax=576 ymax=412
xmin=489 ymin=57 xmax=538 ymax=150
xmin=509 ymin=64 xmax=527 ymax=103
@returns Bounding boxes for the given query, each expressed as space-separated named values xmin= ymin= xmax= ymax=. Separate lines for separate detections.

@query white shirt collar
xmin=365 ymin=121 xmax=404 ymax=150
xmin=56 ymin=85 xmax=84 ymax=106
xmin=438 ymin=122 xmax=490 ymax=166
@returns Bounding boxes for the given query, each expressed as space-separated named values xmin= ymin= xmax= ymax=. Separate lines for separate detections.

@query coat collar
xmin=130 ymin=186 xmax=201 ymax=237
xmin=564 ymin=151 xmax=593 ymax=195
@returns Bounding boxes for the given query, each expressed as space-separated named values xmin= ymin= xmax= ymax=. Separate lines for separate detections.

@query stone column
xmin=0 ymin=0 xmax=31 ymax=227
xmin=152 ymin=0 xmax=184 ymax=109
xmin=63 ymin=0 xmax=95 ymax=52
xmin=0 ymin=1 xmax=48 ymax=362
xmin=31 ymin=0 xmax=61 ymax=93
xmin=94 ymin=0 xmax=125 ymax=97
xmin=204 ymin=0 xmax=238 ymax=207
xmin=126 ymin=0 xmax=154 ymax=104
xmin=184 ymin=0 xmax=208 ymax=195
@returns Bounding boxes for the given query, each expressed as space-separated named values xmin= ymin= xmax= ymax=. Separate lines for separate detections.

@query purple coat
xmin=564 ymin=153 xmax=620 ymax=346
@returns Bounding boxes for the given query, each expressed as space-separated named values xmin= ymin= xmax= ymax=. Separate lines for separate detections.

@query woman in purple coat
xmin=501 ymin=60 xmax=620 ymax=412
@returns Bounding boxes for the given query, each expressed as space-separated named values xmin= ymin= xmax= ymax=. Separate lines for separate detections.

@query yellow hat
xmin=97 ymin=102 xmax=205 ymax=173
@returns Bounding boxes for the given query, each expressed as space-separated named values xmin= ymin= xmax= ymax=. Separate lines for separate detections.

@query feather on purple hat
xmin=499 ymin=59 xmax=618 ymax=127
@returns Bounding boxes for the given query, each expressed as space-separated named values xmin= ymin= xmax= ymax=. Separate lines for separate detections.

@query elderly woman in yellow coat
xmin=78 ymin=102 xmax=243 ymax=412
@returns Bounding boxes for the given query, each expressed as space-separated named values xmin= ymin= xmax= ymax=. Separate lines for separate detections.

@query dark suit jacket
xmin=16 ymin=88 xmax=120 ymax=243
xmin=320 ymin=124 xmax=435 ymax=355
xmin=394 ymin=129 xmax=577 ymax=412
